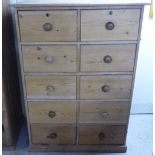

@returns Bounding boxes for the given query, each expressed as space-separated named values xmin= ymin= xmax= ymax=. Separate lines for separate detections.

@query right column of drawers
xmin=79 ymin=8 xmax=140 ymax=144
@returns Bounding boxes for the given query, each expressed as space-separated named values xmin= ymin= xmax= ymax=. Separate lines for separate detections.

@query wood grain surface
xmin=80 ymin=75 xmax=132 ymax=100
xmin=31 ymin=124 xmax=76 ymax=145
xmin=25 ymin=76 xmax=76 ymax=99
xmin=28 ymin=101 xmax=77 ymax=124
xmin=18 ymin=11 xmax=77 ymax=42
xmin=81 ymin=44 xmax=136 ymax=72
xmin=79 ymin=101 xmax=129 ymax=124
xmin=81 ymin=9 xmax=140 ymax=41
xmin=22 ymin=45 xmax=77 ymax=73
xmin=79 ymin=125 xmax=126 ymax=144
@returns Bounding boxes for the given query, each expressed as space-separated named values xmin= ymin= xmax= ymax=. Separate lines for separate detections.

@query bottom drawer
xmin=31 ymin=124 xmax=76 ymax=145
xmin=79 ymin=125 xmax=126 ymax=145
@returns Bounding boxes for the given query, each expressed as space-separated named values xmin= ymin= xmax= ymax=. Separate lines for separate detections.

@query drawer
xmin=79 ymin=125 xmax=126 ymax=144
xmin=31 ymin=124 xmax=76 ymax=145
xmin=81 ymin=9 xmax=140 ymax=41
xmin=25 ymin=76 xmax=76 ymax=99
xmin=18 ymin=11 xmax=77 ymax=42
xmin=80 ymin=75 xmax=132 ymax=100
xmin=22 ymin=45 xmax=77 ymax=73
xmin=81 ymin=44 xmax=136 ymax=72
xmin=79 ymin=101 xmax=129 ymax=124
xmin=28 ymin=101 xmax=76 ymax=124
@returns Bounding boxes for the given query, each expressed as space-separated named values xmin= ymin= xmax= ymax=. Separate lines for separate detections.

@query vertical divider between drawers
xmin=76 ymin=9 xmax=81 ymax=145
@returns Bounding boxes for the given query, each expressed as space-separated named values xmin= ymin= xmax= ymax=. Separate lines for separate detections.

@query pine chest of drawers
xmin=11 ymin=0 xmax=150 ymax=152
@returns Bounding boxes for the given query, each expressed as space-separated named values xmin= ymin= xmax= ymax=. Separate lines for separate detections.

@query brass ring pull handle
xmin=98 ymin=132 xmax=105 ymax=140
xmin=45 ymin=56 xmax=54 ymax=63
xmin=46 ymin=85 xmax=55 ymax=92
xmin=43 ymin=23 xmax=53 ymax=31
xmin=101 ymin=85 xmax=110 ymax=93
xmin=47 ymin=133 xmax=57 ymax=139
xmin=105 ymin=22 xmax=115 ymax=30
xmin=103 ymin=55 xmax=112 ymax=63
xmin=48 ymin=111 xmax=56 ymax=118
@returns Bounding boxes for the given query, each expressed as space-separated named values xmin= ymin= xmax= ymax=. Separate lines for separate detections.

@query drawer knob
xmin=46 ymin=85 xmax=55 ymax=92
xmin=105 ymin=22 xmax=115 ymax=30
xmin=103 ymin=55 xmax=112 ymax=63
xmin=48 ymin=111 xmax=56 ymax=118
xmin=98 ymin=132 xmax=105 ymax=140
xmin=47 ymin=133 xmax=57 ymax=139
xmin=101 ymin=112 xmax=109 ymax=117
xmin=45 ymin=56 xmax=54 ymax=63
xmin=101 ymin=85 xmax=110 ymax=93
xmin=43 ymin=23 xmax=53 ymax=31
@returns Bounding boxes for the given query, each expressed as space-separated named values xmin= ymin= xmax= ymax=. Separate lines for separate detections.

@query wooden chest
xmin=11 ymin=0 xmax=150 ymax=152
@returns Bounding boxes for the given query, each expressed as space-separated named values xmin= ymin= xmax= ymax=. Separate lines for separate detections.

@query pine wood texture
xmin=25 ymin=76 xmax=77 ymax=99
xmin=31 ymin=124 xmax=76 ymax=144
xmin=79 ymin=125 xmax=126 ymax=144
xmin=22 ymin=45 xmax=77 ymax=73
xmin=81 ymin=9 xmax=140 ymax=41
xmin=18 ymin=11 xmax=77 ymax=42
xmin=79 ymin=101 xmax=129 ymax=124
xmin=81 ymin=44 xmax=136 ymax=72
xmin=28 ymin=101 xmax=77 ymax=124
xmin=80 ymin=75 xmax=132 ymax=99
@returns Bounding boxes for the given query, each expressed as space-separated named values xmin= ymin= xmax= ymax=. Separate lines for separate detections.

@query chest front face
xmin=12 ymin=0 xmax=147 ymax=152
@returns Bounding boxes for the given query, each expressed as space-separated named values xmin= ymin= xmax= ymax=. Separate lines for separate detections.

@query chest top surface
xmin=10 ymin=0 xmax=151 ymax=6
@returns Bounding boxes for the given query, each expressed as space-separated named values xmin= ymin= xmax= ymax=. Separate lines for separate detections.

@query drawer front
xmin=81 ymin=9 xmax=140 ymax=41
xmin=81 ymin=44 xmax=136 ymax=72
xmin=31 ymin=124 xmax=76 ymax=145
xmin=28 ymin=101 xmax=76 ymax=124
xmin=80 ymin=101 xmax=129 ymax=124
xmin=22 ymin=45 xmax=77 ymax=73
xmin=18 ymin=11 xmax=77 ymax=42
xmin=25 ymin=76 xmax=76 ymax=99
xmin=79 ymin=125 xmax=126 ymax=144
xmin=80 ymin=75 xmax=132 ymax=100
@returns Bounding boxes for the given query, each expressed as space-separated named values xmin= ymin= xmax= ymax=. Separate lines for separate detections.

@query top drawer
xmin=18 ymin=11 xmax=77 ymax=42
xmin=81 ymin=9 xmax=140 ymax=41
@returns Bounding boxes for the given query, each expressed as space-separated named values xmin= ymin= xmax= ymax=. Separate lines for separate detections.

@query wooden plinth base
xmin=29 ymin=144 xmax=127 ymax=153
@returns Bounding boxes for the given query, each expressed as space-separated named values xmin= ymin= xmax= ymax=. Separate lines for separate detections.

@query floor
xmin=3 ymin=114 xmax=153 ymax=155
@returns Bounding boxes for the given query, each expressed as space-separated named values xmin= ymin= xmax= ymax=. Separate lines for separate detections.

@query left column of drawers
xmin=17 ymin=10 xmax=78 ymax=145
